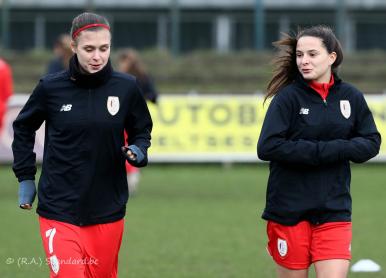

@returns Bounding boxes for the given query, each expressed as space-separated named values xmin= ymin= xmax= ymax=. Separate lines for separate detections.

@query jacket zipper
xmin=78 ymin=89 xmax=93 ymax=226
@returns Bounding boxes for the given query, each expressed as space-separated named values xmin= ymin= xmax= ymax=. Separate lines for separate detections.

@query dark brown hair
xmin=70 ymin=12 xmax=110 ymax=43
xmin=117 ymin=48 xmax=147 ymax=81
xmin=54 ymin=34 xmax=72 ymax=69
xmin=265 ymin=25 xmax=343 ymax=102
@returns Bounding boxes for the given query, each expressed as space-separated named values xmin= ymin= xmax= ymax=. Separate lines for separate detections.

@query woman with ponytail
xmin=258 ymin=25 xmax=380 ymax=278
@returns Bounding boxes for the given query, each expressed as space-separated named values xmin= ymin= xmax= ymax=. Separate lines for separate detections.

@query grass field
xmin=0 ymin=163 xmax=385 ymax=277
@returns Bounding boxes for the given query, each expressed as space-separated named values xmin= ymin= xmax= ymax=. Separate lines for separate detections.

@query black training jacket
xmin=257 ymin=74 xmax=381 ymax=225
xmin=12 ymin=56 xmax=152 ymax=226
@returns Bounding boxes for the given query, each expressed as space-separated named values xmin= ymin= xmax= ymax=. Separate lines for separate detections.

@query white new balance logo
xmin=299 ymin=108 xmax=309 ymax=115
xmin=60 ymin=104 xmax=72 ymax=112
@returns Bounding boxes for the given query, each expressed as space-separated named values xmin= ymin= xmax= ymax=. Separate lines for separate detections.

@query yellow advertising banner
xmin=367 ymin=96 xmax=386 ymax=157
xmin=147 ymin=95 xmax=386 ymax=162
xmin=0 ymin=95 xmax=385 ymax=162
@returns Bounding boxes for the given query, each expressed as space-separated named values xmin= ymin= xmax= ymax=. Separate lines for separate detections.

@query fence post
xmin=1 ymin=0 xmax=10 ymax=49
xmin=171 ymin=0 xmax=180 ymax=56
xmin=254 ymin=0 xmax=265 ymax=50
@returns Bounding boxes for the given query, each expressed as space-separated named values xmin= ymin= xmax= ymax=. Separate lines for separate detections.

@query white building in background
xmin=1 ymin=0 xmax=386 ymax=52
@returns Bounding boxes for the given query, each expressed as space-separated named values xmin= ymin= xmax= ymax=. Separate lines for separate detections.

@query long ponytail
xmin=265 ymin=35 xmax=298 ymax=103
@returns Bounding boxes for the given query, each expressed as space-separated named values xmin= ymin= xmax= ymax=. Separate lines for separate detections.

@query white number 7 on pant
xmin=45 ymin=228 xmax=57 ymax=254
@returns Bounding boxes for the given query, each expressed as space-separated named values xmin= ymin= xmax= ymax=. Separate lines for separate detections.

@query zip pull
xmin=323 ymin=99 xmax=327 ymax=106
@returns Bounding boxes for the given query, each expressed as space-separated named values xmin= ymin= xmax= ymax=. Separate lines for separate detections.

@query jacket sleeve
xmin=257 ymin=93 xmax=347 ymax=166
xmin=344 ymin=93 xmax=381 ymax=163
xmin=124 ymin=81 xmax=153 ymax=167
xmin=0 ymin=62 xmax=13 ymax=129
xmin=12 ymin=81 xmax=46 ymax=182
xmin=0 ymin=61 xmax=13 ymax=101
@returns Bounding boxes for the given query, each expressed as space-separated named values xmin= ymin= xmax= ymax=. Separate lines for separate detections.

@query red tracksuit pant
xmin=39 ymin=216 xmax=124 ymax=277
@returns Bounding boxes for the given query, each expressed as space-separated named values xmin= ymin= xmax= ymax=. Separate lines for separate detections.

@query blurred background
xmin=1 ymin=0 xmax=386 ymax=94
xmin=1 ymin=1 xmax=386 ymax=277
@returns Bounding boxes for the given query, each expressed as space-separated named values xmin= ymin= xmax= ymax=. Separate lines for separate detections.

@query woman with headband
xmin=12 ymin=12 xmax=152 ymax=277
xmin=257 ymin=25 xmax=380 ymax=277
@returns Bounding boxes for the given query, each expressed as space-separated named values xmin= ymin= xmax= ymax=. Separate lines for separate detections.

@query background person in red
xmin=117 ymin=48 xmax=159 ymax=194
xmin=257 ymin=25 xmax=381 ymax=278
xmin=117 ymin=48 xmax=158 ymax=105
xmin=0 ymin=57 xmax=13 ymax=134
xmin=12 ymin=12 xmax=152 ymax=277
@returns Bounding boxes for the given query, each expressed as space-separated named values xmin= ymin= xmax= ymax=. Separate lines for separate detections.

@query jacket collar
xmin=295 ymin=71 xmax=341 ymax=91
xmin=69 ymin=54 xmax=112 ymax=88
xmin=308 ymin=74 xmax=335 ymax=100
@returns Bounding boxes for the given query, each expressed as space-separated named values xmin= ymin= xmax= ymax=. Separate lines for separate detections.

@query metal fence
xmin=1 ymin=0 xmax=386 ymax=53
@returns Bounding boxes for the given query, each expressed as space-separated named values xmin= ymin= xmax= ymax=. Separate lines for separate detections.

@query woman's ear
xmin=329 ymin=51 xmax=337 ymax=66
xmin=70 ymin=40 xmax=77 ymax=54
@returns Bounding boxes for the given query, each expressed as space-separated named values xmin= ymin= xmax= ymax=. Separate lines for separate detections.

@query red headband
xmin=72 ymin=23 xmax=110 ymax=39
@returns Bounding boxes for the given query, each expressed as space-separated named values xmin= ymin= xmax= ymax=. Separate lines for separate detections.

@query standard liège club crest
xmin=107 ymin=96 xmax=120 ymax=116
xmin=277 ymin=238 xmax=288 ymax=257
xmin=340 ymin=100 xmax=351 ymax=119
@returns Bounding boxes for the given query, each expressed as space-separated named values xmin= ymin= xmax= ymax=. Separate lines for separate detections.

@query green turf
xmin=0 ymin=164 xmax=385 ymax=277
